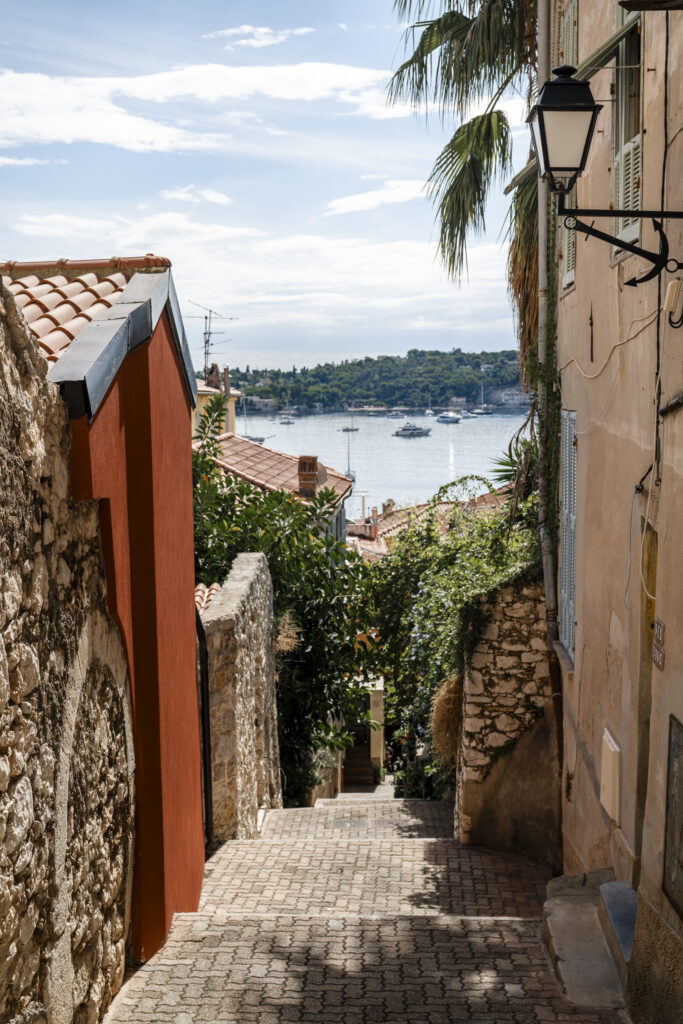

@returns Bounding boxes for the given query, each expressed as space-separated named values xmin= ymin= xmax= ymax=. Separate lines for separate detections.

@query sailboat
xmin=240 ymin=395 xmax=265 ymax=443
xmin=425 ymin=392 xmax=434 ymax=417
xmin=341 ymin=412 xmax=359 ymax=432
xmin=346 ymin=432 xmax=356 ymax=482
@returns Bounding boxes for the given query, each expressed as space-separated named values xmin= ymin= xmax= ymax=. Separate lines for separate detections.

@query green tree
xmin=389 ymin=1 xmax=539 ymax=370
xmin=369 ymin=476 xmax=539 ymax=795
xmin=193 ymin=396 xmax=374 ymax=805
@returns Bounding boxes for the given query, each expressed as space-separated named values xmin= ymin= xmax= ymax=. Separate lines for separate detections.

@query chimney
xmin=298 ymin=455 xmax=326 ymax=498
xmin=223 ymin=365 xmax=231 ymax=395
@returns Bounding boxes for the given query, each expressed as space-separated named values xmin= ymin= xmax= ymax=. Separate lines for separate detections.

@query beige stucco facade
xmin=552 ymin=2 xmax=683 ymax=1016
xmin=191 ymin=382 xmax=240 ymax=435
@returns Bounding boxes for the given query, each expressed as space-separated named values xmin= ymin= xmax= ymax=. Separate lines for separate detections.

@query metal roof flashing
xmin=47 ymin=269 xmax=197 ymax=419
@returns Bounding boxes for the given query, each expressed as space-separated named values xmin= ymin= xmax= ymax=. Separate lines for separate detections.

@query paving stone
xmin=105 ymin=799 xmax=624 ymax=1024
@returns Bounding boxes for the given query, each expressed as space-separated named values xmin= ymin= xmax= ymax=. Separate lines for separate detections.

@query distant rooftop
xmin=212 ymin=433 xmax=352 ymax=502
xmin=377 ymin=488 xmax=511 ymax=541
xmin=195 ymin=582 xmax=222 ymax=614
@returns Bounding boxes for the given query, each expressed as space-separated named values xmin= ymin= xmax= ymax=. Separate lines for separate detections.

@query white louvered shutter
xmin=560 ymin=411 xmax=577 ymax=657
xmin=614 ymin=136 xmax=641 ymax=243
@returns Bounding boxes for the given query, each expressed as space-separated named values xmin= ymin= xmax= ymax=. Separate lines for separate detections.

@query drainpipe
xmin=537 ymin=0 xmax=563 ymax=867
xmin=537 ymin=0 xmax=558 ymax=648
xmin=195 ymin=608 xmax=215 ymax=848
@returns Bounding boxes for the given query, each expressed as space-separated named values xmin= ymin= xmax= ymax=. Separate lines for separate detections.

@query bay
xmin=239 ymin=410 xmax=528 ymax=520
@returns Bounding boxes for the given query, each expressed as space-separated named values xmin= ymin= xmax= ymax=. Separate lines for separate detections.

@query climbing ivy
xmin=370 ymin=478 xmax=540 ymax=797
xmin=193 ymin=395 xmax=375 ymax=806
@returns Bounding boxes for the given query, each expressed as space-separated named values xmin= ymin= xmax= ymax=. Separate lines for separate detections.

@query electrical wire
xmin=556 ymin=311 xmax=658 ymax=438
xmin=638 ymin=11 xmax=671 ymax=604
xmin=557 ymin=311 xmax=659 ymax=380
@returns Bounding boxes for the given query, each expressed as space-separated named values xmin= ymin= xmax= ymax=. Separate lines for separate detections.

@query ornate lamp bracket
xmin=557 ymin=194 xmax=683 ymax=287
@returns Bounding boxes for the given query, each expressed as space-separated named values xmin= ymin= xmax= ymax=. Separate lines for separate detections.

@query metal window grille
xmin=559 ymin=411 xmax=577 ymax=657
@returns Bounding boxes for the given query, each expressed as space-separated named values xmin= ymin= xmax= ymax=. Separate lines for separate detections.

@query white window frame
xmin=559 ymin=411 xmax=577 ymax=659
xmin=613 ymin=7 xmax=642 ymax=245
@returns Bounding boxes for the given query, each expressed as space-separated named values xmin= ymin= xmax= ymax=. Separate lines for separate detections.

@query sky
xmin=0 ymin=1 xmax=530 ymax=371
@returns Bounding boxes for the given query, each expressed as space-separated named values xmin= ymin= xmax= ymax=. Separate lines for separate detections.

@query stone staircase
xmin=543 ymin=868 xmax=639 ymax=1011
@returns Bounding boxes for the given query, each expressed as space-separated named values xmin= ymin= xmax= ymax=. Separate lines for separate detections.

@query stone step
xmin=598 ymin=880 xmax=638 ymax=988
xmin=542 ymin=869 xmax=624 ymax=1009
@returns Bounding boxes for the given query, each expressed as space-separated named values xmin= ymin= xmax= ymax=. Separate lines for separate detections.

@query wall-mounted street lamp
xmin=528 ymin=65 xmax=683 ymax=288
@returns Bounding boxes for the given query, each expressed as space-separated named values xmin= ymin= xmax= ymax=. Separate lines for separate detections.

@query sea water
xmin=239 ymin=410 xmax=528 ymax=520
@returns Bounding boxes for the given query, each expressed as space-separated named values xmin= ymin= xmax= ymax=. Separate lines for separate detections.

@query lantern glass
xmin=543 ymin=108 xmax=596 ymax=170
xmin=527 ymin=66 xmax=602 ymax=193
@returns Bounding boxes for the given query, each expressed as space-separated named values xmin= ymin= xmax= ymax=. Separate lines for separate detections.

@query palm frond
xmin=506 ymin=169 xmax=538 ymax=385
xmin=428 ymin=109 xmax=512 ymax=277
xmin=389 ymin=1 xmax=531 ymax=117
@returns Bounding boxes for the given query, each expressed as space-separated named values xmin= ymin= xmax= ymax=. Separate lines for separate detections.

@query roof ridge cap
xmin=0 ymin=255 xmax=171 ymax=281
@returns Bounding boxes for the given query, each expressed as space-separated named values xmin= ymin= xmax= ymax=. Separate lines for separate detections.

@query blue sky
xmin=1 ymin=1 xmax=529 ymax=371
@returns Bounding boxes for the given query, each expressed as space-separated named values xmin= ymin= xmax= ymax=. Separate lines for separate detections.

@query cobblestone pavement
xmin=106 ymin=799 xmax=626 ymax=1024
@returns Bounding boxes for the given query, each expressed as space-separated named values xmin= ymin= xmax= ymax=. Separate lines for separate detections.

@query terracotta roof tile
xmin=210 ymin=433 xmax=352 ymax=502
xmin=195 ymin=582 xmax=222 ymax=613
xmin=377 ymin=487 xmax=512 ymax=541
xmin=0 ymin=256 xmax=170 ymax=364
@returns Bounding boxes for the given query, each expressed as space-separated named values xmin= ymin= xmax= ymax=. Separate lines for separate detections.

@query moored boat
xmin=393 ymin=421 xmax=431 ymax=438
xmin=436 ymin=410 xmax=461 ymax=424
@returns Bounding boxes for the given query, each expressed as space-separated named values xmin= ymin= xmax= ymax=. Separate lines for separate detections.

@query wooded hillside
xmin=230 ymin=348 xmax=520 ymax=409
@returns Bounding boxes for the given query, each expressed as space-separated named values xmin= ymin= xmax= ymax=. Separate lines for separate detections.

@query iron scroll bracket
xmin=557 ymin=194 xmax=683 ymax=287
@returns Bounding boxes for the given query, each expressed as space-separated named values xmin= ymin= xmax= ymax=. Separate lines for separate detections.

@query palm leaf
xmin=427 ymin=109 xmax=512 ymax=277
xmin=390 ymin=1 xmax=530 ymax=117
xmin=506 ymin=169 xmax=538 ymax=384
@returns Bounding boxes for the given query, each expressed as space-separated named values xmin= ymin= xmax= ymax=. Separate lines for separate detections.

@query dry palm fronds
xmin=275 ymin=610 xmax=301 ymax=655
xmin=430 ymin=675 xmax=462 ymax=766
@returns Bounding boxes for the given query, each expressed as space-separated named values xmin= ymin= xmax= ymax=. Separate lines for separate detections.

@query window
xmin=559 ymin=410 xmax=577 ymax=658
xmin=613 ymin=9 xmax=641 ymax=243
xmin=561 ymin=2 xmax=578 ymax=289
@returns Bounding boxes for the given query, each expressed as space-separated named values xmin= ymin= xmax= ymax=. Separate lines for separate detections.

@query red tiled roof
xmin=213 ymin=433 xmax=352 ymax=502
xmin=195 ymin=582 xmax=222 ymax=613
xmin=1 ymin=255 xmax=171 ymax=364
xmin=377 ymin=487 xmax=512 ymax=541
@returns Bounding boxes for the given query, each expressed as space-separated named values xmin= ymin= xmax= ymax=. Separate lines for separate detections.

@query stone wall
xmin=456 ymin=577 xmax=561 ymax=869
xmin=200 ymin=553 xmax=281 ymax=839
xmin=0 ymin=285 xmax=135 ymax=1023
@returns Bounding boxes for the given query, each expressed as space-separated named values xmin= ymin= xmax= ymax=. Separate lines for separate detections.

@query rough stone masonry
xmin=456 ymin=577 xmax=561 ymax=869
xmin=199 ymin=553 xmax=281 ymax=840
xmin=0 ymin=284 xmax=135 ymax=1024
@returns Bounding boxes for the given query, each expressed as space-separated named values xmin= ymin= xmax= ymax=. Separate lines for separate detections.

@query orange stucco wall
xmin=70 ymin=310 xmax=204 ymax=960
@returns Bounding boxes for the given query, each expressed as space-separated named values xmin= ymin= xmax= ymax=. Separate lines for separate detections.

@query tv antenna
xmin=186 ymin=301 xmax=239 ymax=379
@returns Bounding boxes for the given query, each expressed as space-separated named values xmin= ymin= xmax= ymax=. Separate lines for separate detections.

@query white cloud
xmin=0 ymin=156 xmax=67 ymax=166
xmin=338 ymin=23 xmax=348 ymax=31
xmin=405 ymin=317 xmax=453 ymax=330
xmin=202 ymin=25 xmax=315 ymax=49
xmin=10 ymin=204 xmax=511 ymax=349
xmin=0 ymin=62 xmax=404 ymax=155
xmin=198 ymin=188 xmax=232 ymax=206
xmin=15 ymin=211 xmax=263 ymax=248
xmin=160 ymin=185 xmax=232 ymax=206
xmin=325 ymin=179 xmax=425 ymax=216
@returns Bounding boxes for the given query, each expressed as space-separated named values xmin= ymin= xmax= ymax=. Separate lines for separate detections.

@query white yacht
xmin=436 ymin=410 xmax=461 ymax=424
xmin=393 ymin=422 xmax=431 ymax=438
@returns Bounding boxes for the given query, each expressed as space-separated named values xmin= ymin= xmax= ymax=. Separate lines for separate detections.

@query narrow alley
xmin=104 ymin=795 xmax=626 ymax=1024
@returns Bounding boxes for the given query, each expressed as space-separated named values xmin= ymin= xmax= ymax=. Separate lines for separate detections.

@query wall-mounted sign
xmin=653 ymin=618 xmax=665 ymax=671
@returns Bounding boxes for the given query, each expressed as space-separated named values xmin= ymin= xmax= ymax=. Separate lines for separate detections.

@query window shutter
xmin=614 ymin=136 xmax=641 ymax=243
xmin=560 ymin=411 xmax=577 ymax=657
